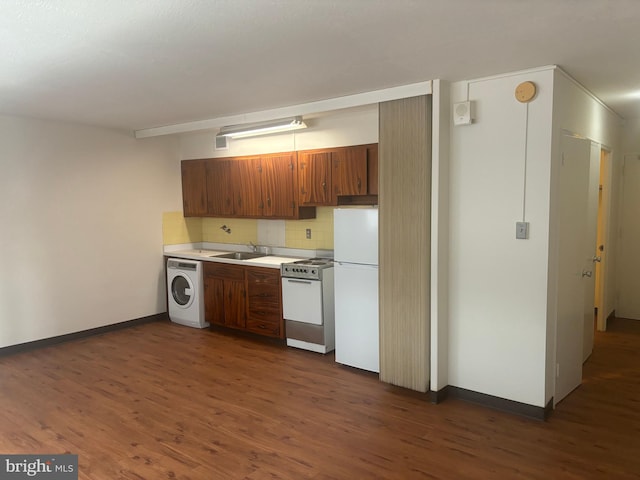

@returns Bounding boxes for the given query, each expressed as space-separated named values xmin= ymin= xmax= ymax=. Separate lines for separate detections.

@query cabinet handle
xmin=357 ymin=177 xmax=362 ymax=192
xmin=267 ymin=197 xmax=271 ymax=207
xmin=322 ymin=181 xmax=327 ymax=190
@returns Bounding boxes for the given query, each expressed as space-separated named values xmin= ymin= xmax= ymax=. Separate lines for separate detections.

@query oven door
xmin=282 ymin=278 xmax=323 ymax=325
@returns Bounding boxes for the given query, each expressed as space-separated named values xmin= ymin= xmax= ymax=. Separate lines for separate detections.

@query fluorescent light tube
xmin=217 ymin=116 xmax=306 ymax=139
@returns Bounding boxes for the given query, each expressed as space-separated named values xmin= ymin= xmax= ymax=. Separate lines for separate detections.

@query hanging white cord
xmin=522 ymin=102 xmax=529 ymax=221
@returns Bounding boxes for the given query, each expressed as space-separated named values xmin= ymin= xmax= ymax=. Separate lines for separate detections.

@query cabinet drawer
xmin=246 ymin=318 xmax=280 ymax=337
xmin=204 ymin=262 xmax=245 ymax=281
xmin=247 ymin=281 xmax=280 ymax=300
xmin=247 ymin=299 xmax=280 ymax=321
xmin=247 ymin=267 xmax=280 ymax=285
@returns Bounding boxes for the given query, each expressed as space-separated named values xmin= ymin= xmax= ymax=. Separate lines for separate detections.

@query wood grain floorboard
xmin=1 ymin=318 xmax=639 ymax=479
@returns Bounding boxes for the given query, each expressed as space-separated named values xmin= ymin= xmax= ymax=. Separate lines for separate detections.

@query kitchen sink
xmin=215 ymin=252 xmax=267 ymax=260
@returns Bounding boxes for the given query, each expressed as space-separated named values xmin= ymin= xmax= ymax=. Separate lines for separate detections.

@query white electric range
xmin=281 ymin=258 xmax=334 ymax=354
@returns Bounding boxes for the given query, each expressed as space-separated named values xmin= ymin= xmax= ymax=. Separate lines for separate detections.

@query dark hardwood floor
xmin=1 ymin=317 xmax=639 ymax=479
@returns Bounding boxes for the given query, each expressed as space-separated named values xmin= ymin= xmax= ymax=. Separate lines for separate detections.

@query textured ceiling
xmin=1 ymin=0 xmax=639 ymax=132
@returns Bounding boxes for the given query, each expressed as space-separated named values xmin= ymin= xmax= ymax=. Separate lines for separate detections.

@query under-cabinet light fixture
xmin=216 ymin=116 xmax=306 ymax=139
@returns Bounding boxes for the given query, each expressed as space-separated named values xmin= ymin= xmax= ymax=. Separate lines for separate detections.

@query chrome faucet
xmin=247 ymin=241 xmax=258 ymax=253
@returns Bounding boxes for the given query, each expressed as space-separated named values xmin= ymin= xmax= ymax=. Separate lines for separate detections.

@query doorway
xmin=556 ymin=135 xmax=614 ymax=404
xmin=582 ymin=145 xmax=611 ymax=361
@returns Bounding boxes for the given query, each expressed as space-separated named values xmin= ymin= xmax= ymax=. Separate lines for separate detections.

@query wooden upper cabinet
xmin=231 ymin=156 xmax=262 ymax=217
xmin=206 ymin=159 xmax=234 ymax=216
xmin=181 ymin=160 xmax=208 ymax=216
xmin=261 ymin=153 xmax=296 ymax=218
xmin=181 ymin=144 xmax=377 ymax=217
xmin=298 ymin=151 xmax=333 ymax=206
xmin=367 ymin=144 xmax=379 ymax=195
xmin=333 ymin=145 xmax=367 ymax=196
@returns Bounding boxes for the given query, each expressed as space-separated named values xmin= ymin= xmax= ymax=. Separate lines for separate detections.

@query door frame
xmin=595 ymin=147 xmax=612 ymax=331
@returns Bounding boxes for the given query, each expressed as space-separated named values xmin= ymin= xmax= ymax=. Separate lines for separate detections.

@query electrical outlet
xmin=306 ymin=228 xmax=312 ymax=239
xmin=516 ymin=221 xmax=529 ymax=240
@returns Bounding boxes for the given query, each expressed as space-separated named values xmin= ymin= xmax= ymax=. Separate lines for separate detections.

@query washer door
xmin=171 ymin=273 xmax=194 ymax=308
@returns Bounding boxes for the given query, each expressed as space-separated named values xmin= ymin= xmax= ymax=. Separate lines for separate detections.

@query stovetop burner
xmin=281 ymin=257 xmax=333 ymax=280
xmin=293 ymin=258 xmax=333 ymax=266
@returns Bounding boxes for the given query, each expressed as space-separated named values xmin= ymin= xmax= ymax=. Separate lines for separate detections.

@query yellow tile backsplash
xmin=162 ymin=212 xmax=203 ymax=245
xmin=202 ymin=217 xmax=258 ymax=244
xmin=163 ymin=207 xmax=336 ymax=249
xmin=285 ymin=207 xmax=334 ymax=249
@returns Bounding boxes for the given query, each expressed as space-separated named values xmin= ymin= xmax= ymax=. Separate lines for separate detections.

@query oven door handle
xmin=285 ymin=279 xmax=314 ymax=285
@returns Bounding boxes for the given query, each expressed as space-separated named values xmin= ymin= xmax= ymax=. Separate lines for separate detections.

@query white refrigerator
xmin=333 ymin=208 xmax=379 ymax=373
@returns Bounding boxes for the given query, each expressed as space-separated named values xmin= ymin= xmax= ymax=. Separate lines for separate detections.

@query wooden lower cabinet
xmin=246 ymin=267 xmax=282 ymax=337
xmin=204 ymin=263 xmax=246 ymax=328
xmin=204 ymin=262 xmax=283 ymax=338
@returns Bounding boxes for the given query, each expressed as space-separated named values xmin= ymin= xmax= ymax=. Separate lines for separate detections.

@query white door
xmin=582 ymin=142 xmax=600 ymax=362
xmin=556 ymin=135 xmax=591 ymax=404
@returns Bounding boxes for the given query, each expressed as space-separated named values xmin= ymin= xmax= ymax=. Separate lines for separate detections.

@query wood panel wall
xmin=379 ymin=95 xmax=432 ymax=392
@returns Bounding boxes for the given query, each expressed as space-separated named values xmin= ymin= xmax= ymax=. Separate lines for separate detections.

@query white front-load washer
xmin=167 ymin=258 xmax=209 ymax=328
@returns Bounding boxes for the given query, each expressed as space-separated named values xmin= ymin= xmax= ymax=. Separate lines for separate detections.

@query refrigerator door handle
xmin=335 ymin=261 xmax=378 ymax=269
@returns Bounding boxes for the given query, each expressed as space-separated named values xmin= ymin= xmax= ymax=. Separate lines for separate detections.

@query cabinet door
xmin=204 ymin=275 xmax=225 ymax=326
xmin=206 ymin=159 xmax=234 ymax=216
xmin=332 ymin=146 xmax=368 ymax=196
xmin=224 ymin=278 xmax=246 ymax=328
xmin=367 ymin=144 xmax=379 ymax=195
xmin=246 ymin=267 xmax=282 ymax=338
xmin=261 ymin=153 xmax=296 ymax=218
xmin=298 ymin=151 xmax=332 ymax=206
xmin=232 ymin=157 xmax=262 ymax=216
xmin=204 ymin=263 xmax=246 ymax=328
xmin=181 ymin=160 xmax=207 ymax=216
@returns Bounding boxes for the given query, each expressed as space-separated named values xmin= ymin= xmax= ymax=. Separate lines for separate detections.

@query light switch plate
xmin=516 ymin=221 xmax=529 ymax=239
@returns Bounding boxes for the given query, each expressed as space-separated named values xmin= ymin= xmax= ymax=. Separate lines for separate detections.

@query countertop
xmin=165 ymin=249 xmax=306 ymax=269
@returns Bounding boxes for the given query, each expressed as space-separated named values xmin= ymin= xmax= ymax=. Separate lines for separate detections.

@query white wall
xmin=547 ymin=70 xmax=623 ymax=400
xmin=178 ymin=105 xmax=378 ymax=159
xmin=617 ymin=117 xmax=640 ymax=319
xmin=448 ymin=66 xmax=624 ymax=408
xmin=0 ymin=115 xmax=180 ymax=348
xmin=448 ymin=68 xmax=555 ymax=407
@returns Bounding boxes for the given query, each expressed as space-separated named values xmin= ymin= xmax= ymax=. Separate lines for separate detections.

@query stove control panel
xmin=281 ymin=262 xmax=332 ymax=280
